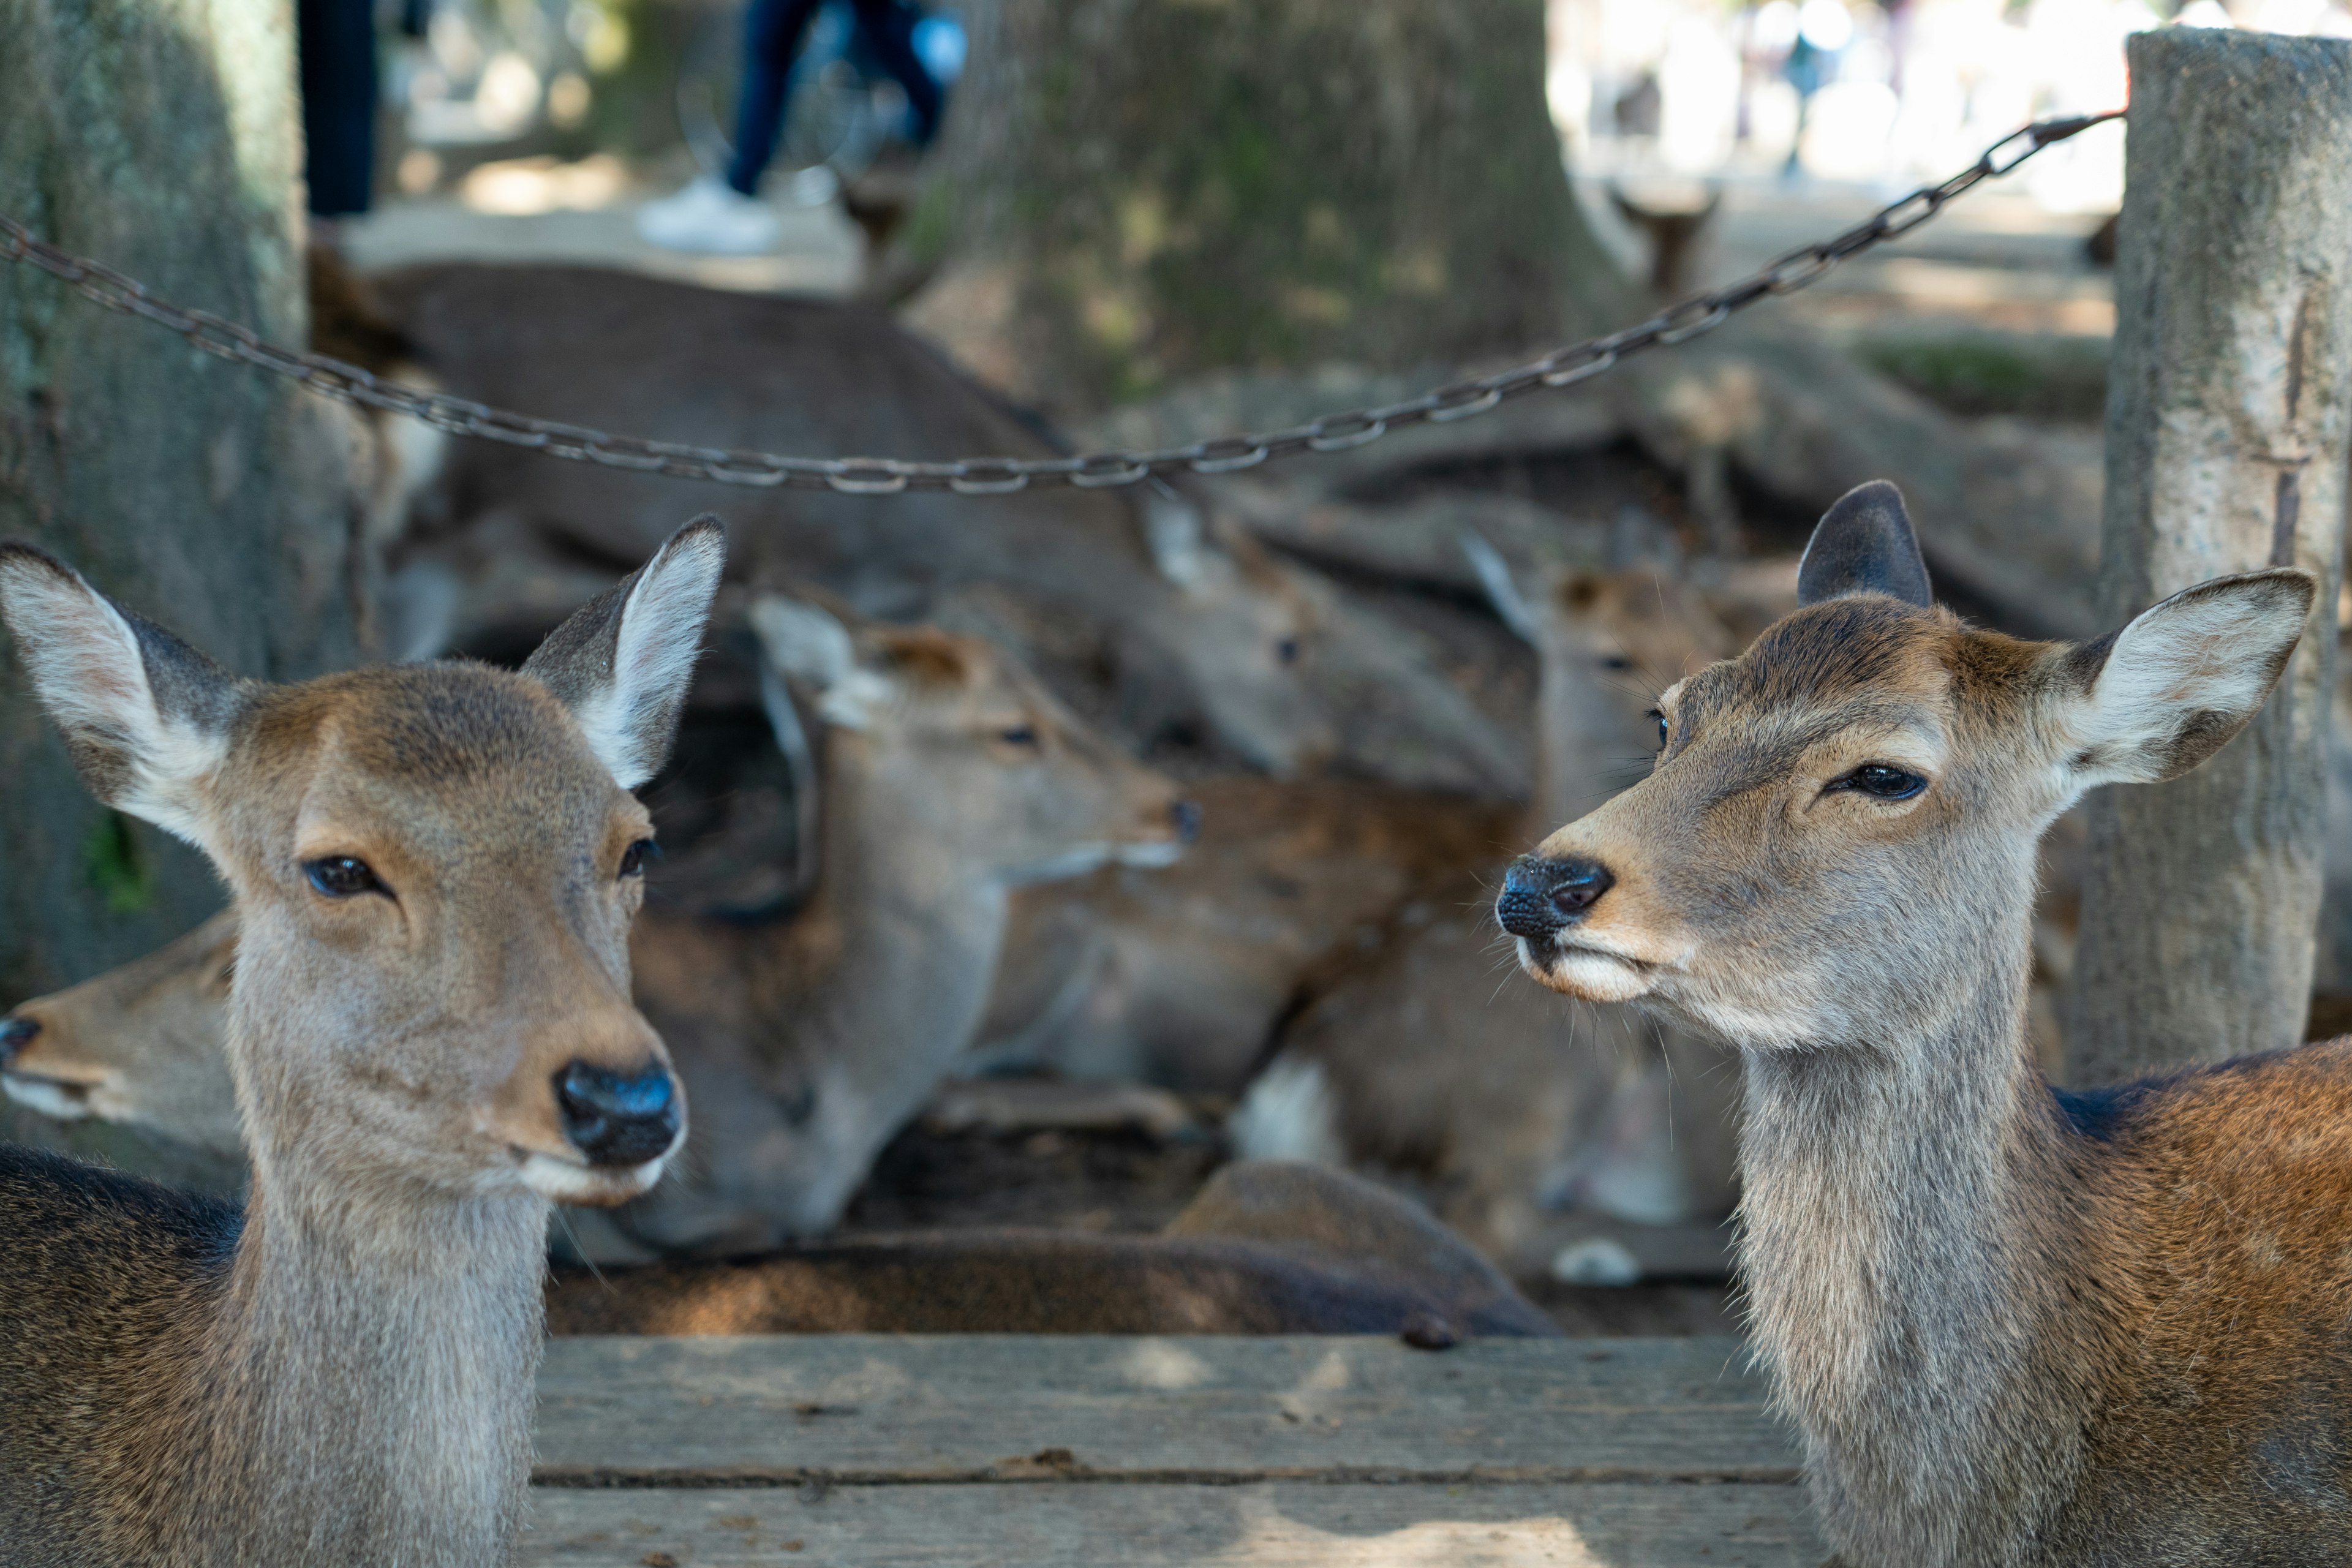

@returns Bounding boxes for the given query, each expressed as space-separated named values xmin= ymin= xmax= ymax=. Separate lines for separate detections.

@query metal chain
xmin=0 ymin=110 xmax=2120 ymax=497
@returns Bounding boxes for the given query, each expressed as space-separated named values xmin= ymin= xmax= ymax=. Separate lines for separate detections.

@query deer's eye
xmin=304 ymin=856 xmax=387 ymax=899
xmin=1834 ymin=764 xmax=1927 ymax=801
xmin=998 ymin=724 xmax=1040 ymax=748
xmin=619 ymin=839 xmax=657 ymax=878
xmin=1275 ymin=636 xmax=1301 ymax=666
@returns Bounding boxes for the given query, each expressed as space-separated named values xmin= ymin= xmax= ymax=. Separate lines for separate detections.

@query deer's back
xmin=2056 ymin=1039 xmax=2352 ymax=1559
xmin=0 ymin=1145 xmax=236 ymax=1559
xmin=375 ymin=264 xmax=1128 ymax=581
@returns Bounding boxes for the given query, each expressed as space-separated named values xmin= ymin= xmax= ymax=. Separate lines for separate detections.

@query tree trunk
xmin=0 ymin=0 xmax=363 ymax=1011
xmin=901 ymin=0 xmax=1631 ymax=420
xmin=2065 ymin=30 xmax=2352 ymax=1086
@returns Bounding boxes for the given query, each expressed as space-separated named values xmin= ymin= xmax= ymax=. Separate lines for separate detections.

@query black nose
xmin=1496 ymin=855 xmax=1615 ymax=939
xmin=554 ymin=1060 xmax=680 ymax=1167
xmin=0 ymin=1015 xmax=37 ymax=1071
xmin=1171 ymin=799 xmax=1203 ymax=845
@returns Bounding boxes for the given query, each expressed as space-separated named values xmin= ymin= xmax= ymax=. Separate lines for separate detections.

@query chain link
xmin=0 ymin=110 xmax=2120 ymax=497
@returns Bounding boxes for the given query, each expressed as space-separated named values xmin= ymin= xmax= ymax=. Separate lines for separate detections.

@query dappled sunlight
xmin=460 ymin=154 xmax=631 ymax=216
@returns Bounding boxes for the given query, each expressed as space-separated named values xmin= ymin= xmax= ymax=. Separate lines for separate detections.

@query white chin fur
xmin=1518 ymin=938 xmax=1654 ymax=1003
xmin=2 ymin=1074 xmax=94 ymax=1121
xmin=1115 ymin=839 xmax=1185 ymax=869
xmin=521 ymin=1150 xmax=669 ymax=1205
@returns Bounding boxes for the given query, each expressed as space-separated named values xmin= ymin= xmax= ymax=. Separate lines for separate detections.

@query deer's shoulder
xmin=0 ymin=1144 xmax=238 ymax=1319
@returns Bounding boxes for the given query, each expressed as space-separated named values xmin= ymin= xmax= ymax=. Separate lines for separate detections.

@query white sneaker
xmin=636 ymin=176 xmax=783 ymax=255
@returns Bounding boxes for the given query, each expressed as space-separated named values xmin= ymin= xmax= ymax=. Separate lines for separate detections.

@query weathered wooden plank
xmin=522 ymin=1482 xmax=1824 ymax=1567
xmin=534 ymin=1336 xmax=1792 ymax=1483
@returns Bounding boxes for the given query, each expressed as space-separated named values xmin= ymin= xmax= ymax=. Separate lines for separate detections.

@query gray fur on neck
xmin=1735 ymin=932 xmax=2109 ymax=1567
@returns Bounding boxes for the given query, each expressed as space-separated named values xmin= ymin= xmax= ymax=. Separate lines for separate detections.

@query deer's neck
xmin=791 ymin=772 xmax=1014 ymax=1039
xmin=1736 ymin=935 xmax=2112 ymax=1567
xmin=141 ymin=1153 xmax=548 ymax=1565
xmin=750 ymin=762 xmax=1014 ymax=1219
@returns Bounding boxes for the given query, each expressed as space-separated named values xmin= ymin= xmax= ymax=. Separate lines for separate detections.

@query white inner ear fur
xmin=2069 ymin=578 xmax=2308 ymax=788
xmin=748 ymin=597 xmax=894 ymax=732
xmin=574 ymin=529 xmax=723 ymax=789
xmin=0 ymin=562 xmax=224 ymax=845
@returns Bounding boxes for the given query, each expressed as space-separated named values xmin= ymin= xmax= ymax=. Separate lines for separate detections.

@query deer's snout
xmin=1498 ymin=855 xmax=1615 ymax=938
xmin=0 ymin=1014 xmax=35 ymax=1070
xmin=554 ymin=1060 xmax=682 ymax=1167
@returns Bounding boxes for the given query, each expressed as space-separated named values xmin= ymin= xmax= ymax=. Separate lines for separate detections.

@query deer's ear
xmin=523 ymin=516 xmax=724 ymax=789
xmin=1460 ymin=531 xmax=1545 ymax=646
xmin=747 ymin=595 xmax=892 ymax=731
xmin=1796 ymin=481 xmax=1932 ymax=608
xmin=2062 ymin=569 xmax=2314 ymax=787
xmin=0 ymin=544 xmax=245 ymax=845
xmin=1141 ymin=484 xmax=1210 ymax=588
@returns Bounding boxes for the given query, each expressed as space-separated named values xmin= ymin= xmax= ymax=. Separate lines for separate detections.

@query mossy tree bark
xmin=902 ymin=0 xmax=1630 ymax=418
xmin=0 ymin=0 xmax=363 ymax=1007
xmin=2065 ymin=31 xmax=2352 ymax=1084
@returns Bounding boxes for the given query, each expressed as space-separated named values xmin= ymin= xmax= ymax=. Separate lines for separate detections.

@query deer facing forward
xmin=0 ymin=519 xmax=723 ymax=1565
xmin=1500 ymin=481 xmax=2345 ymax=1566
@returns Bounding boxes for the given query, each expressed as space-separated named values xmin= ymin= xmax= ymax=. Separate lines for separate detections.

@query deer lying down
xmin=548 ymin=1161 xmax=1558 ymax=1338
xmin=2 ymin=597 xmax=1193 ymax=1256
xmin=1232 ymin=559 xmax=1747 ymax=1262
xmin=1 ymin=908 xmax=241 ymax=1164
xmin=368 ymin=263 xmax=1529 ymax=794
xmin=0 ymin=522 xmax=722 ymax=1566
xmin=1500 ymin=480 xmax=2341 ymax=1566
xmin=971 ymin=775 xmax=1523 ymax=1093
xmin=616 ymin=595 xmax=1195 ymax=1252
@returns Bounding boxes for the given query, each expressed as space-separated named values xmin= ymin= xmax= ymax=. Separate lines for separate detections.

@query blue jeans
xmin=726 ymin=0 xmax=943 ymax=196
xmin=298 ymin=0 xmax=379 ymax=217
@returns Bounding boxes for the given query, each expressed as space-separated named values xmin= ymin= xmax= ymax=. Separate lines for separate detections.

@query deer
xmin=1497 ymin=479 xmax=2342 ymax=1566
xmin=1230 ymin=547 xmax=1747 ymax=1266
xmin=360 ymin=262 xmax=1531 ymax=794
xmin=613 ymin=592 xmax=1197 ymax=1252
xmin=967 ymin=774 xmax=1524 ymax=1094
xmin=0 ymin=519 xmax=722 ymax=1564
xmin=1 ymin=908 xmax=241 ymax=1163
xmin=545 ymin=1159 xmax=1559 ymax=1338
xmin=0 ymin=593 xmax=1196 ymax=1258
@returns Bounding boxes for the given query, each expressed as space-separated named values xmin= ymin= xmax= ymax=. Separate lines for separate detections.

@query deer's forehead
xmin=244 ymin=666 xmax=635 ymax=846
xmin=1683 ymin=598 xmax=1958 ymax=718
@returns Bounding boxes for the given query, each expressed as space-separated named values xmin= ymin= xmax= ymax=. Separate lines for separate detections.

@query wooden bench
xmin=527 ymin=1335 xmax=1826 ymax=1566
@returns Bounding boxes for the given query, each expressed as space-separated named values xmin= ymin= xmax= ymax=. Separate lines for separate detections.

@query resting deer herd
xmin=7 ymin=274 xmax=2352 ymax=1566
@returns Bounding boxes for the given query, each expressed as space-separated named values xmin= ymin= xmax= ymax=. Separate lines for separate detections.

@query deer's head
xmin=1467 ymin=533 xmax=1743 ymax=823
xmin=1497 ymin=483 xmax=2313 ymax=1050
xmin=0 ymin=910 xmax=243 ymax=1158
xmin=753 ymin=595 xmax=1197 ymax=883
xmin=1139 ymin=492 xmax=1339 ymax=776
xmin=0 ymin=520 xmax=726 ymax=1208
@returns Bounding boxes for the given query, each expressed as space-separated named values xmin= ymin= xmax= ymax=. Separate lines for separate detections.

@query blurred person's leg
xmin=849 ymin=0 xmax=942 ymax=148
xmin=729 ymin=0 xmax=826 ymax=194
xmin=299 ymin=0 xmax=378 ymax=226
xmin=641 ymin=0 xmax=810 ymax=252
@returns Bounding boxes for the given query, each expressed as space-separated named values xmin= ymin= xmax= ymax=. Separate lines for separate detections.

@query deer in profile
xmin=1499 ymin=480 xmax=2341 ymax=1565
xmin=0 ymin=518 xmax=723 ymax=1565
xmin=2 ymin=909 xmax=242 ymax=1165
xmin=616 ymin=593 xmax=1197 ymax=1251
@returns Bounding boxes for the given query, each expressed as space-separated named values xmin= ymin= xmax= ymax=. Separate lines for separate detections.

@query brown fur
xmin=611 ymin=601 xmax=1193 ymax=1251
xmin=1232 ymin=564 xmax=1746 ymax=1259
xmin=1512 ymin=545 xmax=2339 ymax=1564
xmin=547 ymin=1161 xmax=1558 ymax=1338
